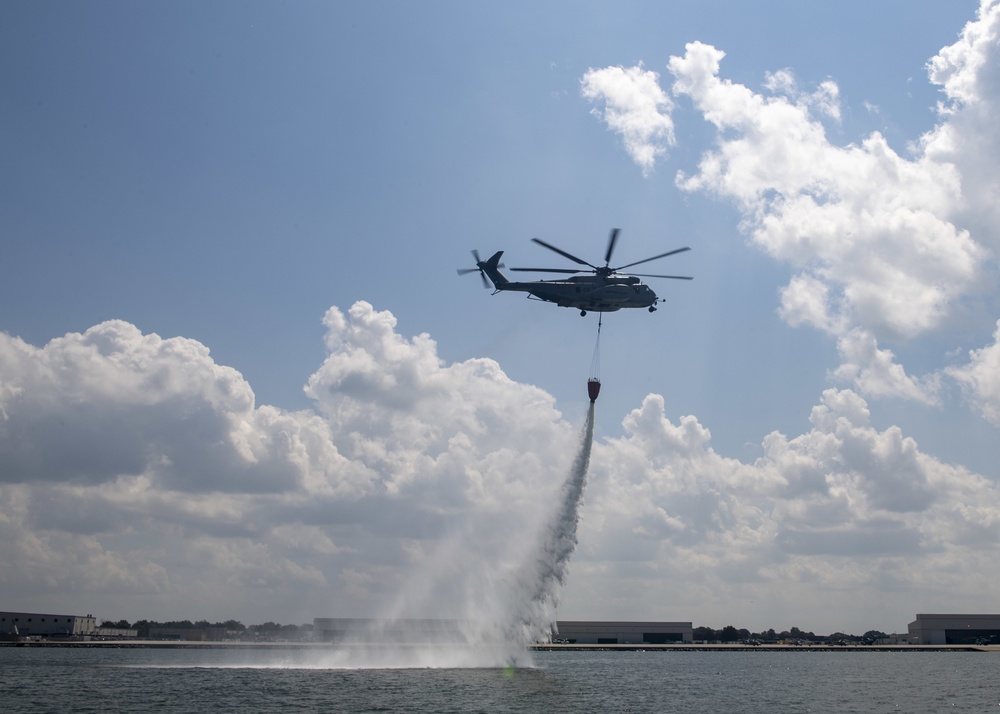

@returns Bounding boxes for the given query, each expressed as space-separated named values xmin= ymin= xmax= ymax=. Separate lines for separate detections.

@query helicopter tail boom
xmin=480 ymin=251 xmax=509 ymax=289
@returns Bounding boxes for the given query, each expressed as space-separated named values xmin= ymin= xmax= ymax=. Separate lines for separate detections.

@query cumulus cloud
xmin=832 ymin=329 xmax=941 ymax=405
xmin=1 ymin=307 xmax=999 ymax=631
xmin=0 ymin=304 xmax=573 ymax=622
xmin=921 ymin=0 xmax=1000 ymax=252
xmin=570 ymin=388 xmax=1000 ymax=627
xmin=667 ymin=41 xmax=984 ymax=345
xmin=947 ymin=319 xmax=1000 ymax=425
xmin=583 ymin=1 xmax=1000 ymax=413
xmin=580 ymin=63 xmax=675 ymax=176
xmin=0 ymin=321 xmax=370 ymax=497
xmin=926 ymin=0 xmax=1000 ymax=112
xmin=763 ymin=69 xmax=842 ymax=122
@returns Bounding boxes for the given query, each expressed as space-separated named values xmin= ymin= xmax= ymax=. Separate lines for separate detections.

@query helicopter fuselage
xmin=479 ymin=251 xmax=659 ymax=314
xmin=512 ymin=274 xmax=657 ymax=312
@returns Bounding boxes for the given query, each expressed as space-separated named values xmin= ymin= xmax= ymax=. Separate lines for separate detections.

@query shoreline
xmin=3 ymin=640 xmax=997 ymax=653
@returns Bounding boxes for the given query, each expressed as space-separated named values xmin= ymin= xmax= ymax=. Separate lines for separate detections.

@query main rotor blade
xmin=531 ymin=237 xmax=597 ymax=269
xmin=604 ymin=228 xmax=620 ymax=266
xmin=626 ymin=272 xmax=694 ymax=280
xmin=509 ymin=267 xmax=584 ymax=274
xmin=613 ymin=246 xmax=690 ymax=271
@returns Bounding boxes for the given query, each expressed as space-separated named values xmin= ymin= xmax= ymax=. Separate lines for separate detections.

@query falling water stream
xmin=455 ymin=400 xmax=598 ymax=665
xmin=502 ymin=402 xmax=596 ymax=648
xmin=279 ymin=390 xmax=603 ymax=671
xmin=317 ymin=404 xmax=597 ymax=668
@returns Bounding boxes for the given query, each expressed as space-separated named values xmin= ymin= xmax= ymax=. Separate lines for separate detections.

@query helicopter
xmin=458 ymin=229 xmax=692 ymax=316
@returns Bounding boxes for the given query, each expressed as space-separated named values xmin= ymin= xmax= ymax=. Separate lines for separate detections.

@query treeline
xmin=693 ymin=625 xmax=889 ymax=644
xmin=100 ymin=619 xmax=314 ymax=640
xmin=100 ymin=619 xmax=890 ymax=644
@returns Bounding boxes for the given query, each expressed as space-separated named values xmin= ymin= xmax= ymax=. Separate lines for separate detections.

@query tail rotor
xmin=457 ymin=250 xmax=501 ymax=288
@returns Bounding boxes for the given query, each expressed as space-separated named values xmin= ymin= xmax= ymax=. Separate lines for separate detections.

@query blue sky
xmin=3 ymin=1 xmax=1000 ymax=635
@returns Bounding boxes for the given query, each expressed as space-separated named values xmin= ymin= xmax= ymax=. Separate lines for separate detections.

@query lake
xmin=2 ymin=646 xmax=998 ymax=713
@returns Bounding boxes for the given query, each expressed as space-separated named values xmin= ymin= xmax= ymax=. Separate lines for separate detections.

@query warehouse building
xmin=555 ymin=621 xmax=692 ymax=644
xmin=313 ymin=618 xmax=692 ymax=644
xmin=0 ymin=611 xmax=97 ymax=638
xmin=908 ymin=614 xmax=1000 ymax=644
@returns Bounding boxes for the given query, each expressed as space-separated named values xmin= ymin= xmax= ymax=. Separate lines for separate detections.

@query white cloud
xmin=832 ymin=329 xmax=941 ymax=405
xmin=667 ymin=41 xmax=984 ymax=345
xmin=926 ymin=0 xmax=1000 ymax=112
xmin=778 ymin=273 xmax=845 ymax=334
xmin=569 ymin=388 xmax=1000 ymax=628
xmin=947 ymin=319 xmax=1000 ymax=425
xmin=580 ymin=63 xmax=675 ymax=176
xmin=583 ymin=7 xmax=1000 ymax=410
xmin=2 ymin=309 xmax=999 ymax=632
xmin=763 ymin=68 xmax=842 ymax=122
xmin=0 ymin=305 xmax=574 ymax=624
xmin=921 ymin=0 xmax=1000 ymax=253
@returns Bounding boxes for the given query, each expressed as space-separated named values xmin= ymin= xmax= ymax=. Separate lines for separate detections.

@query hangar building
xmin=555 ymin=621 xmax=692 ymax=644
xmin=908 ymin=614 xmax=1000 ymax=644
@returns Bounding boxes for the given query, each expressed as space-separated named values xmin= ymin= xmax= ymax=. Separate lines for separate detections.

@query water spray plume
xmin=319 ymin=404 xmax=597 ymax=668
xmin=504 ymin=401 xmax=596 ymax=646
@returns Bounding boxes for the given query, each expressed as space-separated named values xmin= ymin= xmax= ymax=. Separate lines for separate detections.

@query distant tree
xmin=163 ymin=620 xmax=194 ymax=629
xmin=862 ymin=630 xmax=887 ymax=645
xmin=693 ymin=626 xmax=715 ymax=642
xmin=132 ymin=620 xmax=154 ymax=638
xmin=828 ymin=631 xmax=853 ymax=644
xmin=765 ymin=629 xmax=776 ymax=641
xmin=222 ymin=620 xmax=246 ymax=631
xmin=781 ymin=626 xmax=815 ymax=643
xmin=720 ymin=625 xmax=740 ymax=643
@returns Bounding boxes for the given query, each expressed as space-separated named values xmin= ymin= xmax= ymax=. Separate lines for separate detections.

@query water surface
xmin=3 ymin=647 xmax=998 ymax=713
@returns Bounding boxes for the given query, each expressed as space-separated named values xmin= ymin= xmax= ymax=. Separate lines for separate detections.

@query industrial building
xmin=0 ymin=611 xmax=97 ymax=638
xmin=908 ymin=614 xmax=1000 ymax=645
xmin=313 ymin=618 xmax=692 ymax=644
xmin=554 ymin=621 xmax=692 ymax=644
xmin=147 ymin=626 xmax=229 ymax=641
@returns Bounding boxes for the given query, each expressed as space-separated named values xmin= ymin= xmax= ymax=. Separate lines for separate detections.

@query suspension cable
xmin=589 ymin=314 xmax=602 ymax=381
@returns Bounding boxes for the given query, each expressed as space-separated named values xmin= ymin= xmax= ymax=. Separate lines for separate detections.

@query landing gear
xmin=648 ymin=305 xmax=657 ymax=313
xmin=580 ymin=310 xmax=587 ymax=317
